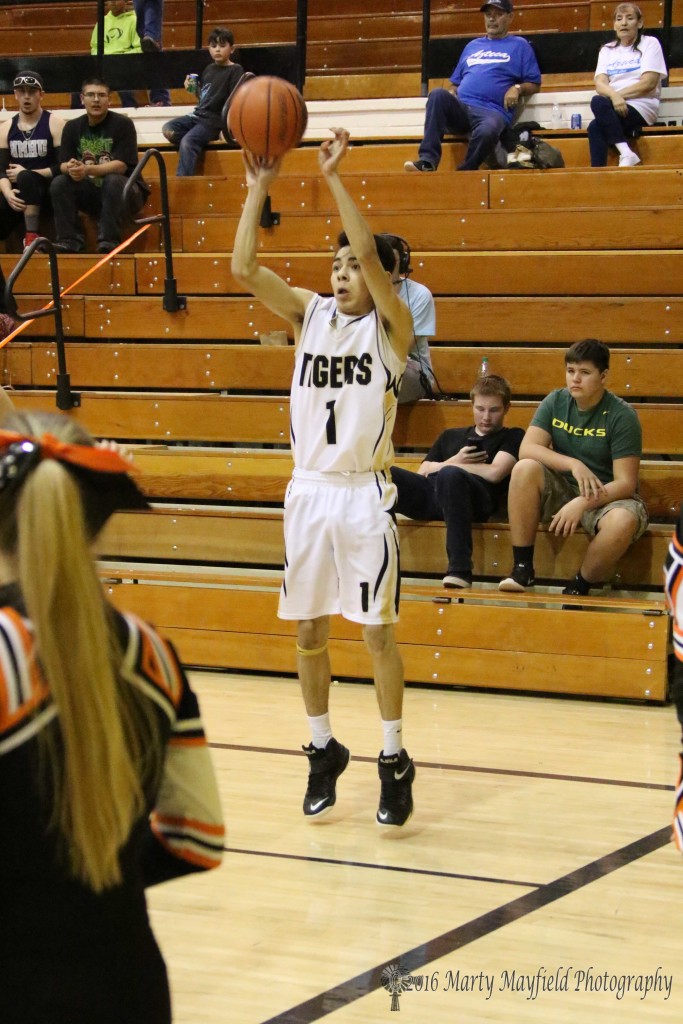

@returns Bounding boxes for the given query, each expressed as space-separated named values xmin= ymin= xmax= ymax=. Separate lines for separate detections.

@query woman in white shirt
xmin=588 ymin=3 xmax=667 ymax=166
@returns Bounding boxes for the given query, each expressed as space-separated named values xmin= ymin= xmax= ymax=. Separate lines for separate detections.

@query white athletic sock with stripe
xmin=382 ymin=719 xmax=403 ymax=757
xmin=308 ymin=713 xmax=333 ymax=750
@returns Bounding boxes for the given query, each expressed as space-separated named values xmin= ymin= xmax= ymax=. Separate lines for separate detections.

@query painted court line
xmin=225 ymin=845 xmax=541 ymax=890
xmin=258 ymin=826 xmax=672 ymax=1024
xmin=211 ymin=741 xmax=674 ymax=791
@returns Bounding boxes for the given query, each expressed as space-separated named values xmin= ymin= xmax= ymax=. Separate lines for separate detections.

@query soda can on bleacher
xmin=570 ymin=113 xmax=582 ymax=129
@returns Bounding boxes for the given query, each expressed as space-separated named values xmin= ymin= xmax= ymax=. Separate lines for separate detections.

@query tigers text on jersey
xmin=290 ymin=294 xmax=406 ymax=473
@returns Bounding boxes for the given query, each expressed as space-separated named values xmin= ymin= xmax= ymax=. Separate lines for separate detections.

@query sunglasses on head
xmin=13 ymin=75 xmax=42 ymax=88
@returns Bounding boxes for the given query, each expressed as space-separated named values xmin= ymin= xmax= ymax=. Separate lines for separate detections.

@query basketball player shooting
xmin=231 ymin=127 xmax=417 ymax=827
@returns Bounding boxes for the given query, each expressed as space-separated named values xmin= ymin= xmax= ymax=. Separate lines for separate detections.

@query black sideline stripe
xmin=225 ymin=845 xmax=540 ymax=889
xmin=258 ymin=827 xmax=672 ymax=1024
xmin=210 ymin=742 xmax=674 ymax=791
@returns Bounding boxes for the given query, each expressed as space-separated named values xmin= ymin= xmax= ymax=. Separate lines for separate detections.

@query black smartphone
xmin=466 ymin=435 xmax=485 ymax=451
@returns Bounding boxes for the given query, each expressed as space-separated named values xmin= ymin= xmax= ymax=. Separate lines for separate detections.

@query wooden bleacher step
xmin=99 ymin=567 xmax=668 ymax=701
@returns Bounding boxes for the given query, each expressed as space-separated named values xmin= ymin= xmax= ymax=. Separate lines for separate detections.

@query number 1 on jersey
xmin=325 ymin=400 xmax=337 ymax=444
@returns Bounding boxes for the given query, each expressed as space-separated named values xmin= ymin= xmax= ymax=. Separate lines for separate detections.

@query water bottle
xmin=551 ymin=103 xmax=563 ymax=130
xmin=479 ymin=356 xmax=489 ymax=378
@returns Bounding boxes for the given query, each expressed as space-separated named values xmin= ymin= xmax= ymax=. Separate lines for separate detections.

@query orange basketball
xmin=228 ymin=76 xmax=308 ymax=159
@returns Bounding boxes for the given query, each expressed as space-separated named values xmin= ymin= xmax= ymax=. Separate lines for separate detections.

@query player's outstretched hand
xmin=242 ymin=150 xmax=282 ymax=189
xmin=319 ymin=127 xmax=350 ymax=176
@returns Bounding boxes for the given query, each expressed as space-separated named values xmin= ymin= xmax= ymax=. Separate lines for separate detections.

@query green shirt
xmin=90 ymin=10 xmax=141 ymax=55
xmin=532 ymin=388 xmax=642 ymax=485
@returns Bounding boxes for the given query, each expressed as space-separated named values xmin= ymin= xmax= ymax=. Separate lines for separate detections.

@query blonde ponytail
xmin=0 ymin=413 xmax=154 ymax=892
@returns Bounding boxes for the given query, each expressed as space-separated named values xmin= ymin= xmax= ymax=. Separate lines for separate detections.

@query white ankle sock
xmin=308 ymin=713 xmax=332 ymax=750
xmin=382 ymin=719 xmax=403 ymax=757
xmin=615 ymin=142 xmax=631 ymax=156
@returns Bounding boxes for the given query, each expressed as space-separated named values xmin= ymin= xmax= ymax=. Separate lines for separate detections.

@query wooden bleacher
xmin=1 ymin=0 xmax=682 ymax=94
xmin=98 ymin=568 xmax=667 ymax=701
xmin=0 ymin=5 xmax=679 ymax=701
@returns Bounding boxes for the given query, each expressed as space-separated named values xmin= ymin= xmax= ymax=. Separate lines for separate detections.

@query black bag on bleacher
xmin=501 ymin=121 xmax=565 ymax=169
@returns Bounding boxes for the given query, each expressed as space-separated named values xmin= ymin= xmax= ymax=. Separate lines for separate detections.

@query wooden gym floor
xmin=147 ymin=671 xmax=683 ymax=1023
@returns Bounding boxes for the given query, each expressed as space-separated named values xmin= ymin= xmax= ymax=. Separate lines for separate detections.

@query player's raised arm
xmin=231 ymin=151 xmax=314 ymax=331
xmin=319 ymin=128 xmax=414 ymax=362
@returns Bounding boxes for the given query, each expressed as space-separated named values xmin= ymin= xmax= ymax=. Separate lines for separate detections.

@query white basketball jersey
xmin=290 ymin=295 xmax=405 ymax=473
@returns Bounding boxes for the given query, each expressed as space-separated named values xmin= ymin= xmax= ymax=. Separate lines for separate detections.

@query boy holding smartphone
xmin=391 ymin=374 xmax=524 ymax=588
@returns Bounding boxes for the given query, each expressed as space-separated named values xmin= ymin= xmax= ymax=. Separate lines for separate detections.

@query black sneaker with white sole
xmin=302 ymin=737 xmax=350 ymax=818
xmin=404 ymin=159 xmax=435 ymax=173
xmin=498 ymin=564 xmax=535 ymax=592
xmin=377 ymin=748 xmax=415 ymax=827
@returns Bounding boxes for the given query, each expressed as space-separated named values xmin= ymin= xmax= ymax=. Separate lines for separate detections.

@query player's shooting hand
xmin=570 ymin=460 xmax=606 ymax=501
xmin=242 ymin=150 xmax=282 ymax=188
xmin=319 ymin=127 xmax=350 ymax=176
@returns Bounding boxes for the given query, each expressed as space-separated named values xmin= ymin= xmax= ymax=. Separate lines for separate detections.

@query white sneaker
xmin=618 ymin=150 xmax=641 ymax=167
xmin=443 ymin=574 xmax=472 ymax=589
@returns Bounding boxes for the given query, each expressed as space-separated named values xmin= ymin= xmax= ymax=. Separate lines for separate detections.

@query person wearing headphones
xmin=381 ymin=234 xmax=438 ymax=403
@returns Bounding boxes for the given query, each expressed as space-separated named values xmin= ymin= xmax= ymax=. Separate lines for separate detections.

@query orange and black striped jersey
xmin=666 ymin=513 xmax=683 ymax=665
xmin=0 ymin=590 xmax=224 ymax=1023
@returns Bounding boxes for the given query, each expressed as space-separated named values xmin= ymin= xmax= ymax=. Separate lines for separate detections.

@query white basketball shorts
xmin=278 ymin=469 xmax=401 ymax=625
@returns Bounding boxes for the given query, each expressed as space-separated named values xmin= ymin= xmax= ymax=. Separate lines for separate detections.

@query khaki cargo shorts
xmin=540 ymin=466 xmax=648 ymax=541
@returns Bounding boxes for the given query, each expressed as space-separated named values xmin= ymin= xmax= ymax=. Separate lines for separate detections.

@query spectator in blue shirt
xmin=405 ymin=0 xmax=541 ymax=173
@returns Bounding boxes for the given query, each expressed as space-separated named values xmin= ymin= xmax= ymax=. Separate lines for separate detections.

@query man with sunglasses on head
xmin=0 ymin=72 xmax=64 ymax=251
xmin=50 ymin=77 xmax=148 ymax=254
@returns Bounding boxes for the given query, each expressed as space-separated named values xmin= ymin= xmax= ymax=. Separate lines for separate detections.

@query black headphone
xmin=379 ymin=234 xmax=412 ymax=278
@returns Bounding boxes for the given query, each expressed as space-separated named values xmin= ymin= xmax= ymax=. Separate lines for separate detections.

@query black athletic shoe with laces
xmin=561 ymin=580 xmax=591 ymax=610
xmin=376 ymin=749 xmax=415 ymax=827
xmin=499 ymin=564 xmax=535 ymax=592
xmin=302 ymin=737 xmax=350 ymax=818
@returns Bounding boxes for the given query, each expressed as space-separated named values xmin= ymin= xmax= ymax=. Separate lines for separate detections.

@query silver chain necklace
xmin=17 ymin=118 xmax=38 ymax=141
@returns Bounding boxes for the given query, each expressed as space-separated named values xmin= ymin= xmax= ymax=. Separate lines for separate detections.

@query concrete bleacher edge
xmin=11 ymin=89 xmax=682 ymax=145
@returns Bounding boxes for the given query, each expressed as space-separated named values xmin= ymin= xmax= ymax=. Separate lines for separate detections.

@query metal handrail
xmin=123 ymin=148 xmax=187 ymax=313
xmin=4 ymin=238 xmax=80 ymax=411
xmin=421 ymin=0 xmax=431 ymax=97
xmin=296 ymin=0 xmax=308 ymax=92
xmin=195 ymin=0 xmax=204 ymax=52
